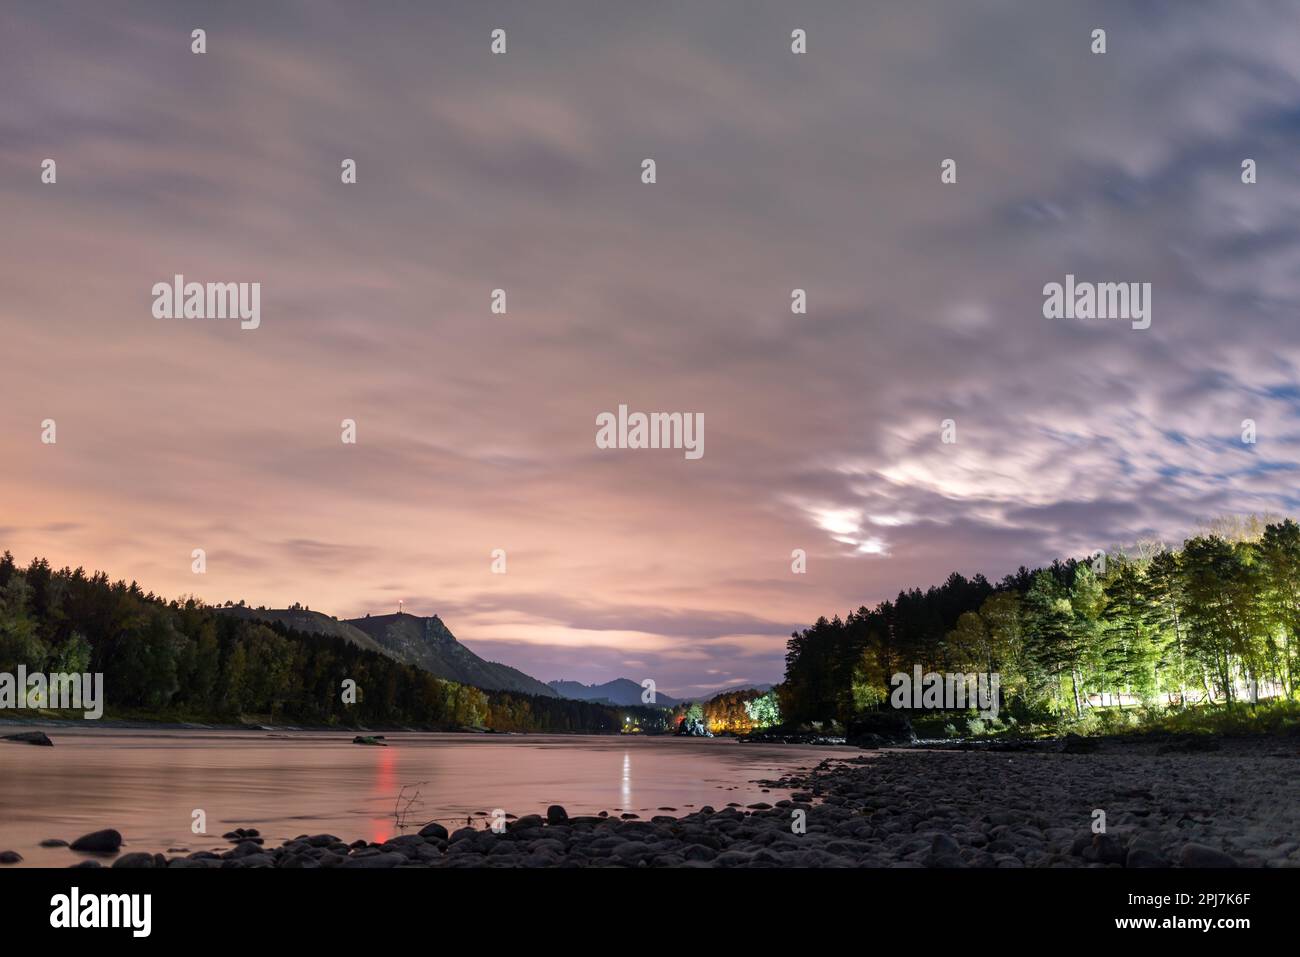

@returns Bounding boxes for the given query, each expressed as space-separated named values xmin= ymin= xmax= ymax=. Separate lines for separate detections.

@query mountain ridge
xmin=216 ymin=606 xmax=558 ymax=698
xmin=547 ymin=678 xmax=776 ymax=706
xmin=679 ymin=682 xmax=774 ymax=702
xmin=343 ymin=613 xmax=559 ymax=698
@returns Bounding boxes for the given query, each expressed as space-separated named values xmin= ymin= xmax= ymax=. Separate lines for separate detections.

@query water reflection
xmin=0 ymin=729 xmax=844 ymax=866
xmin=621 ymin=751 xmax=631 ymax=809
xmin=369 ymin=746 xmax=398 ymax=845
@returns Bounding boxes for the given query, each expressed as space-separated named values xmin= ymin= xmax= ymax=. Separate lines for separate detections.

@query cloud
xmin=3 ymin=1 xmax=1299 ymax=689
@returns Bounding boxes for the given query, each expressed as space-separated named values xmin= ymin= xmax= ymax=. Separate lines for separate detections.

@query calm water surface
xmin=0 ymin=728 xmax=859 ymax=867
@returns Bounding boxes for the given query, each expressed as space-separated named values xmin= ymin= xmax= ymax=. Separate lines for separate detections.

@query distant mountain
xmin=217 ymin=606 xmax=558 ymax=698
xmin=548 ymin=678 xmax=682 ymax=708
xmin=345 ymin=613 xmax=558 ymax=697
xmin=676 ymin=682 xmax=774 ymax=703
xmin=547 ymin=678 xmax=777 ymax=706
xmin=217 ymin=607 xmax=393 ymax=658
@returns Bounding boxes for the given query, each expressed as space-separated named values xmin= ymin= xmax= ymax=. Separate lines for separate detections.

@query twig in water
xmin=393 ymin=781 xmax=429 ymax=831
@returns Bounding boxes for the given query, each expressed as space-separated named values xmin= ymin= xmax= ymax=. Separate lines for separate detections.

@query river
xmin=0 ymin=727 xmax=853 ymax=867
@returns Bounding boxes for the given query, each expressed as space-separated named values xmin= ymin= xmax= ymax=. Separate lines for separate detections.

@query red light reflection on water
xmin=368 ymin=745 xmax=397 ymax=845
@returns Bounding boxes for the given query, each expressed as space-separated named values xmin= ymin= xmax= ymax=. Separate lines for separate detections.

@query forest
xmin=0 ymin=552 xmax=667 ymax=732
xmin=781 ymin=517 xmax=1300 ymax=734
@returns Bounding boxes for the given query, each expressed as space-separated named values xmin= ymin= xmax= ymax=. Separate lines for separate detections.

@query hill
xmin=345 ymin=613 xmax=558 ymax=697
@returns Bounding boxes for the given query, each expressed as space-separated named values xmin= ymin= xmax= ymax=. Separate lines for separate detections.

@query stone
xmin=225 ymin=841 xmax=267 ymax=859
xmin=340 ymin=851 xmax=407 ymax=868
xmin=682 ymin=844 xmax=717 ymax=861
xmin=1081 ymin=833 xmax=1125 ymax=865
xmin=1 ymin=731 xmax=53 ymax=746
xmin=70 ymin=829 xmax=122 ymax=853
xmin=931 ymin=833 xmax=961 ymax=856
xmin=613 ymin=841 xmax=652 ymax=862
xmin=418 ymin=822 xmax=449 ymax=840
xmin=1125 ymin=838 xmax=1172 ymax=868
xmin=384 ymin=834 xmax=425 ymax=847
xmin=926 ymin=833 xmax=966 ymax=868
xmin=713 ymin=850 xmax=754 ymax=866
xmin=1179 ymin=843 xmax=1238 ymax=868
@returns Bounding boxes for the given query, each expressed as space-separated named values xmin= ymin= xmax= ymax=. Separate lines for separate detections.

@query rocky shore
xmin=14 ymin=736 xmax=1294 ymax=869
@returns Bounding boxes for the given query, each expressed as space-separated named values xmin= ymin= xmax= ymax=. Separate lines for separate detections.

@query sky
xmin=3 ymin=1 xmax=1300 ymax=697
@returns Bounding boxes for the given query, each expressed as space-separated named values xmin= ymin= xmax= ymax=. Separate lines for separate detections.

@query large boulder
xmin=846 ymin=711 xmax=916 ymax=747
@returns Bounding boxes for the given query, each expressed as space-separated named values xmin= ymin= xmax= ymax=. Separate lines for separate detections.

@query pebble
xmin=1179 ymin=842 xmax=1238 ymax=868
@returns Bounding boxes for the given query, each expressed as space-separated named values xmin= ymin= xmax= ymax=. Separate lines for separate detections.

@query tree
xmin=1100 ymin=557 xmax=1159 ymax=705
xmin=744 ymin=690 xmax=781 ymax=728
xmin=0 ymin=576 xmax=47 ymax=673
xmin=1258 ymin=519 xmax=1300 ymax=697
xmin=1023 ymin=570 xmax=1084 ymax=716
xmin=1180 ymin=536 xmax=1267 ymax=706
xmin=977 ymin=591 xmax=1024 ymax=700
xmin=1146 ymin=549 xmax=1192 ymax=706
